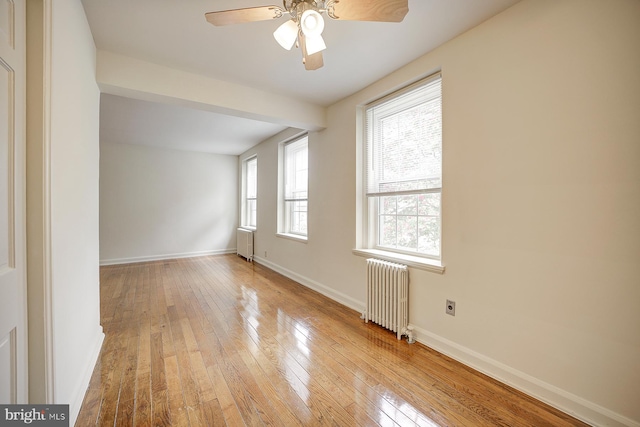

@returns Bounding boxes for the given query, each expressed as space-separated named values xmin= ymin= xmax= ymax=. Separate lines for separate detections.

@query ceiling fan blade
xmin=205 ymin=6 xmax=285 ymax=26
xmin=328 ymin=0 xmax=408 ymax=22
xmin=300 ymin=33 xmax=324 ymax=70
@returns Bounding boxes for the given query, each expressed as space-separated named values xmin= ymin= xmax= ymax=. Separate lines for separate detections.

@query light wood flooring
xmin=76 ymin=254 xmax=590 ymax=426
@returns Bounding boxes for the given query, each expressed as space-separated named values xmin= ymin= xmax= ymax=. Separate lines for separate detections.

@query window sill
xmin=276 ymin=233 xmax=308 ymax=243
xmin=239 ymin=226 xmax=256 ymax=232
xmin=352 ymin=248 xmax=445 ymax=274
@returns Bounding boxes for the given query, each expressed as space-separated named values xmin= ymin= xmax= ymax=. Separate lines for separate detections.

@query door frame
xmin=25 ymin=0 xmax=55 ymax=403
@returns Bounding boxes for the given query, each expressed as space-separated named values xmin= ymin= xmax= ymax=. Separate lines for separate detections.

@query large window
xmin=365 ymin=74 xmax=442 ymax=259
xmin=281 ymin=135 xmax=308 ymax=238
xmin=242 ymin=156 xmax=257 ymax=228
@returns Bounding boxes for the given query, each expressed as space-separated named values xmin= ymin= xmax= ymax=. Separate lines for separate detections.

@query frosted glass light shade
xmin=300 ymin=10 xmax=324 ymax=37
xmin=305 ymin=34 xmax=326 ymax=55
xmin=273 ymin=19 xmax=299 ymax=50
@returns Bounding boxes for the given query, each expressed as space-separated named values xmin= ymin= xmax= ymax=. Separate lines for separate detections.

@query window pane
xmin=418 ymin=192 xmax=440 ymax=216
xmin=396 ymin=215 xmax=418 ymax=251
xmin=378 ymin=101 xmax=441 ymax=193
xmin=287 ymin=200 xmax=307 ymax=235
xmin=285 ymin=137 xmax=308 ymax=200
xmin=397 ymin=194 xmax=417 ymax=216
xmin=381 ymin=196 xmax=397 ymax=214
xmin=247 ymin=199 xmax=257 ymax=227
xmin=246 ymin=158 xmax=257 ymax=198
xmin=418 ymin=216 xmax=440 ymax=257
xmin=379 ymin=215 xmax=397 ymax=248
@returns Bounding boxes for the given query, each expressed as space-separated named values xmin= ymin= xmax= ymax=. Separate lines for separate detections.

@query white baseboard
xmin=253 ymin=256 xmax=636 ymax=427
xmin=100 ymin=249 xmax=237 ymax=266
xmin=68 ymin=325 xmax=104 ymax=426
xmin=408 ymin=324 xmax=639 ymax=427
xmin=252 ymin=256 xmax=364 ymax=314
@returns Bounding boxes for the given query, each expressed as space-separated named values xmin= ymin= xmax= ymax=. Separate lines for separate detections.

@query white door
xmin=0 ymin=0 xmax=26 ymax=404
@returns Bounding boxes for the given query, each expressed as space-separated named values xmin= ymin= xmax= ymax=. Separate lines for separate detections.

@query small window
xmin=364 ymin=73 xmax=442 ymax=259
xmin=281 ymin=135 xmax=308 ymax=238
xmin=242 ymin=156 xmax=257 ymax=228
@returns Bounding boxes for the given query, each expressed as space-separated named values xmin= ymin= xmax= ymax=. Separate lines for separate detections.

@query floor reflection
xmin=240 ymin=285 xmax=260 ymax=343
xmin=375 ymin=385 xmax=441 ymax=427
xmin=277 ymin=308 xmax=311 ymax=403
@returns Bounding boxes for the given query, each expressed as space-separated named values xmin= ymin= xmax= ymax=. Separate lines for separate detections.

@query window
xmin=242 ymin=156 xmax=257 ymax=228
xmin=365 ymin=74 xmax=442 ymax=259
xmin=281 ymin=135 xmax=308 ymax=238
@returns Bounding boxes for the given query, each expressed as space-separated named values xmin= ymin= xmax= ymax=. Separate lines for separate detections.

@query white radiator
xmin=365 ymin=258 xmax=409 ymax=340
xmin=236 ymin=228 xmax=253 ymax=262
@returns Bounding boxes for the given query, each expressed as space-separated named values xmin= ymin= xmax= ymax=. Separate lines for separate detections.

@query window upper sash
xmin=365 ymin=73 xmax=442 ymax=198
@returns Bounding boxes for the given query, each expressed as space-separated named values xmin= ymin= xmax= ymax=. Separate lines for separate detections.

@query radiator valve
xmin=406 ymin=327 xmax=416 ymax=344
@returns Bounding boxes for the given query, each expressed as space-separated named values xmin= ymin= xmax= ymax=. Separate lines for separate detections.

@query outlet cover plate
xmin=446 ymin=300 xmax=456 ymax=316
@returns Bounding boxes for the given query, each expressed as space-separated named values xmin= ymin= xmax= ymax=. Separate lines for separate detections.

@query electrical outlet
xmin=264 ymin=251 xmax=267 ymax=258
xmin=446 ymin=300 xmax=456 ymax=316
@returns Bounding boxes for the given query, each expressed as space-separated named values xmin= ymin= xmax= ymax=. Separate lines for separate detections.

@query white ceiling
xmin=83 ymin=0 xmax=521 ymax=154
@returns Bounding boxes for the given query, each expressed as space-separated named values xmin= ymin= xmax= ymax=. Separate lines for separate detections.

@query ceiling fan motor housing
xmin=287 ymin=0 xmax=323 ymax=22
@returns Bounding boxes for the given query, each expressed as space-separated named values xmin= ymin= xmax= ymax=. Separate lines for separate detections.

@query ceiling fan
xmin=205 ymin=0 xmax=409 ymax=70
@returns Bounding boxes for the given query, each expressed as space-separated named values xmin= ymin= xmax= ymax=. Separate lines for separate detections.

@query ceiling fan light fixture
xmin=305 ymin=34 xmax=326 ymax=55
xmin=273 ymin=19 xmax=299 ymax=50
xmin=300 ymin=9 xmax=324 ymax=37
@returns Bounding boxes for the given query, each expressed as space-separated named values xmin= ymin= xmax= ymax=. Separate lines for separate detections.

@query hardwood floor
xmin=76 ymin=255 xmax=589 ymax=426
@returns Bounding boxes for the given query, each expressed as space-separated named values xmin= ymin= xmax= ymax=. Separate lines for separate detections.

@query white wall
xmin=100 ymin=142 xmax=238 ymax=264
xmin=241 ymin=1 xmax=640 ymax=426
xmin=49 ymin=0 xmax=104 ymax=423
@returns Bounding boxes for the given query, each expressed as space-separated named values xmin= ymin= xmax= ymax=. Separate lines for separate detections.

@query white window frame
xmin=241 ymin=156 xmax=257 ymax=230
xmin=278 ymin=134 xmax=308 ymax=241
xmin=354 ymin=73 xmax=445 ymax=273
